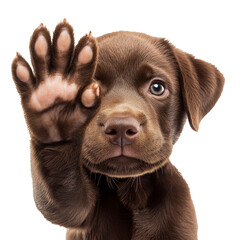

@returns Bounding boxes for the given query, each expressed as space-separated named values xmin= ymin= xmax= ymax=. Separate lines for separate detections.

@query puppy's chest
xmin=80 ymin=197 xmax=132 ymax=240
xmin=84 ymin=176 xmax=155 ymax=239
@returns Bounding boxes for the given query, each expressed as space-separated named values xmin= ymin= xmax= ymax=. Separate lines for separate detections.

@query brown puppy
xmin=11 ymin=20 xmax=224 ymax=240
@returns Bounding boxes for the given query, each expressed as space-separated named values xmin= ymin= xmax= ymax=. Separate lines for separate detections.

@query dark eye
xmin=149 ymin=80 xmax=165 ymax=96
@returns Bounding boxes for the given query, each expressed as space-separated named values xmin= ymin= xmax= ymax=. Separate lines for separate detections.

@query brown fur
xmin=11 ymin=22 xmax=224 ymax=240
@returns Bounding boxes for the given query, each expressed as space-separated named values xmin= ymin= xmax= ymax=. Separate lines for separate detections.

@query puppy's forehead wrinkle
xmin=97 ymin=33 xmax=163 ymax=75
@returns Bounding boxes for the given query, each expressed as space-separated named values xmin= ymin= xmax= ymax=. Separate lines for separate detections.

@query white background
xmin=1 ymin=0 xmax=239 ymax=239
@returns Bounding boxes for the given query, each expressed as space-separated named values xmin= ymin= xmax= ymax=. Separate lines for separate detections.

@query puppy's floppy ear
xmin=172 ymin=47 xmax=224 ymax=131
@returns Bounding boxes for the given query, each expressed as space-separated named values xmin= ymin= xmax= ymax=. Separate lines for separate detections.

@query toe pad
xmin=81 ymin=82 xmax=100 ymax=108
xmin=35 ymin=35 xmax=48 ymax=57
xmin=57 ymin=30 xmax=71 ymax=52
xmin=78 ymin=45 xmax=93 ymax=65
xmin=16 ymin=65 xmax=30 ymax=83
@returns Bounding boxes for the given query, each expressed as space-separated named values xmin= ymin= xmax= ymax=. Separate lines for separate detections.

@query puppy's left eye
xmin=149 ymin=80 xmax=165 ymax=96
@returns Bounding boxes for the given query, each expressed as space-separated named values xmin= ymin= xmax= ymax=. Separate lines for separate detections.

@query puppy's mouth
xmin=83 ymin=154 xmax=164 ymax=178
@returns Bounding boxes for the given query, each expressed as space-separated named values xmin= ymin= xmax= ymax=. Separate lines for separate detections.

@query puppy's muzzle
xmin=103 ymin=116 xmax=141 ymax=146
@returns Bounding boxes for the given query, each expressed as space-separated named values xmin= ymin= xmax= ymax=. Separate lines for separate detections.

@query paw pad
xmin=16 ymin=65 xmax=30 ymax=83
xmin=78 ymin=45 xmax=93 ymax=65
xmin=81 ymin=82 xmax=101 ymax=108
xmin=29 ymin=76 xmax=79 ymax=111
xmin=34 ymin=35 xmax=48 ymax=57
xmin=57 ymin=30 xmax=71 ymax=52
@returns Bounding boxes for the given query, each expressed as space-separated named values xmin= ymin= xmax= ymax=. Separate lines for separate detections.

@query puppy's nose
xmin=104 ymin=117 xmax=140 ymax=146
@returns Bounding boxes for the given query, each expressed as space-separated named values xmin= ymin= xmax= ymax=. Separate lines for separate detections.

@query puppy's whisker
xmin=97 ymin=173 xmax=102 ymax=186
xmin=112 ymin=177 xmax=119 ymax=188
xmin=106 ymin=176 xmax=113 ymax=189
xmin=135 ymin=177 xmax=139 ymax=192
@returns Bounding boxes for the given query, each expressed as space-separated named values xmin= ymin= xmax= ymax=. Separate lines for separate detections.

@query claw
xmin=92 ymin=83 xmax=100 ymax=96
xmin=37 ymin=23 xmax=44 ymax=30
xmin=88 ymin=31 xmax=92 ymax=38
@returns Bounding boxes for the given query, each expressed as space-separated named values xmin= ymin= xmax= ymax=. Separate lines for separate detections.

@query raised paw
xmin=12 ymin=20 xmax=101 ymax=143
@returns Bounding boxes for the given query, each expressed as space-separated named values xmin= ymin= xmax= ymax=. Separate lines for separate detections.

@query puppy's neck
xmin=85 ymin=161 xmax=179 ymax=210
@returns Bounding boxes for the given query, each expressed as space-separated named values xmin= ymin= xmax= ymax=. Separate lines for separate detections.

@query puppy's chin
xmin=82 ymin=156 xmax=167 ymax=178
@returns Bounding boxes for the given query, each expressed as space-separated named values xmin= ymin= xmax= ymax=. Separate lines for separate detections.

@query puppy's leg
xmin=66 ymin=229 xmax=84 ymax=240
xmin=11 ymin=20 xmax=101 ymax=228
xmin=131 ymin=163 xmax=197 ymax=240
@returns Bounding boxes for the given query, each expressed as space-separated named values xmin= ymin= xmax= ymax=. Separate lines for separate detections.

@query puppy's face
xmin=81 ymin=32 xmax=224 ymax=178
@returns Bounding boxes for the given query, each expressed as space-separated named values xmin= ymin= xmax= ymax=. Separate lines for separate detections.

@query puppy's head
xmin=81 ymin=32 xmax=224 ymax=178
